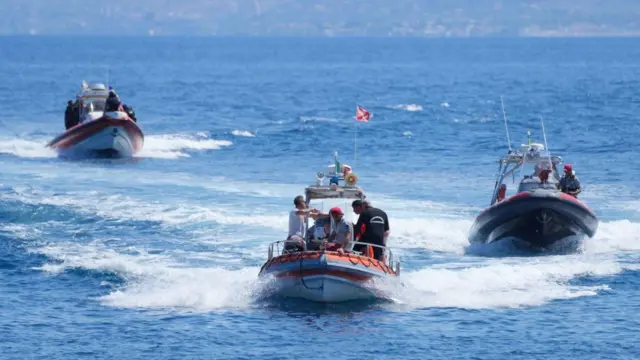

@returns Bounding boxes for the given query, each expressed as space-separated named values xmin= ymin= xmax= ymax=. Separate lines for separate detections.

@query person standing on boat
xmin=105 ymin=89 xmax=122 ymax=112
xmin=286 ymin=195 xmax=318 ymax=252
xmin=64 ymin=99 xmax=81 ymax=129
xmin=325 ymin=207 xmax=352 ymax=254
xmin=65 ymin=100 xmax=75 ymax=129
xmin=559 ymin=164 xmax=581 ymax=198
xmin=351 ymin=199 xmax=389 ymax=260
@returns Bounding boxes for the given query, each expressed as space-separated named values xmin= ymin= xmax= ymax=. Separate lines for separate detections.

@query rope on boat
xmin=299 ymin=250 xmax=323 ymax=291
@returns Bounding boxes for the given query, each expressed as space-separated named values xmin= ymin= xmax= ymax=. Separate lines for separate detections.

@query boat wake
xmin=2 ymin=171 xmax=638 ymax=313
xmin=0 ymin=132 xmax=232 ymax=160
xmin=138 ymin=133 xmax=233 ymax=159
xmin=15 ymin=215 xmax=638 ymax=313
xmin=0 ymin=137 xmax=57 ymax=158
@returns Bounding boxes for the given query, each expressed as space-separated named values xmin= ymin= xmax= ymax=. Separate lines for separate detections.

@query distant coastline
xmin=4 ymin=1 xmax=640 ymax=39
xmin=2 ymin=33 xmax=640 ymax=38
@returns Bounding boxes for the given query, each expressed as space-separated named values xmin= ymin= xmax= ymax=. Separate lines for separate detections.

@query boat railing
xmin=266 ymin=239 xmax=401 ymax=275
xmin=349 ymin=241 xmax=401 ymax=274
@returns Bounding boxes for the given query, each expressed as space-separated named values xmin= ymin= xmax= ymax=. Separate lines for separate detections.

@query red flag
xmin=355 ymin=105 xmax=371 ymax=122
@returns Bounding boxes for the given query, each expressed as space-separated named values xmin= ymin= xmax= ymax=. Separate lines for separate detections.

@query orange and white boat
xmin=47 ymin=81 xmax=143 ymax=158
xmin=258 ymin=154 xmax=401 ymax=303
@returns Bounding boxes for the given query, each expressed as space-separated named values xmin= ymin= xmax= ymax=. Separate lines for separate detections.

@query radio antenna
xmin=501 ymin=96 xmax=513 ymax=152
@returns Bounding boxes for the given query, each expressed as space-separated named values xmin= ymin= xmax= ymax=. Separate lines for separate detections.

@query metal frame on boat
xmin=488 ymin=131 xmax=563 ymax=205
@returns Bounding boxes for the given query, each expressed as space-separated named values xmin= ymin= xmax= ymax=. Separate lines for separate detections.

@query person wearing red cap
xmin=559 ymin=163 xmax=581 ymax=198
xmin=325 ymin=207 xmax=352 ymax=253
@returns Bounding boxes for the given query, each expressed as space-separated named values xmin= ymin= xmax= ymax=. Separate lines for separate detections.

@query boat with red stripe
xmin=47 ymin=81 xmax=144 ymax=158
xmin=468 ymin=124 xmax=598 ymax=250
xmin=258 ymin=153 xmax=401 ymax=303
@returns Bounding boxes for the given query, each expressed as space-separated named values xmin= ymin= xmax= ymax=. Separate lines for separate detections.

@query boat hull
xmin=258 ymin=251 xmax=397 ymax=303
xmin=468 ymin=189 xmax=598 ymax=248
xmin=47 ymin=113 xmax=143 ymax=158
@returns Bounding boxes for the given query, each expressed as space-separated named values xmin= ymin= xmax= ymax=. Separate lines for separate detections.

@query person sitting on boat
xmin=324 ymin=207 xmax=352 ymax=254
xmin=307 ymin=217 xmax=331 ymax=250
xmin=105 ymin=90 xmax=122 ymax=112
xmin=285 ymin=195 xmax=318 ymax=253
xmin=559 ymin=164 xmax=581 ymax=198
xmin=351 ymin=199 xmax=389 ymax=260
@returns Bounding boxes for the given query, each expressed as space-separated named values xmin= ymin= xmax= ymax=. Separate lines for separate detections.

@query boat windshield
xmin=82 ymin=98 xmax=106 ymax=113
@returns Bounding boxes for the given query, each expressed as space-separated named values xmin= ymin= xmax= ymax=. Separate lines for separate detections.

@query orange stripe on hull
xmin=260 ymin=250 xmax=397 ymax=277
xmin=275 ymin=269 xmax=372 ymax=282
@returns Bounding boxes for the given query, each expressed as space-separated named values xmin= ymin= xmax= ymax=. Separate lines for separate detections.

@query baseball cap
xmin=329 ymin=206 xmax=343 ymax=215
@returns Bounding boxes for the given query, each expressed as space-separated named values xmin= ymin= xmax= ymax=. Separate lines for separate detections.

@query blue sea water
xmin=1 ymin=36 xmax=639 ymax=359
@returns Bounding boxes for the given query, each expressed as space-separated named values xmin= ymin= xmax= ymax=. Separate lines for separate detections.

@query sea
xmin=1 ymin=36 xmax=639 ymax=359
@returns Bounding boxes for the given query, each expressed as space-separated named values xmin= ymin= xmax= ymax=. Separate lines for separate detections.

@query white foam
xmin=582 ymin=220 xmax=640 ymax=253
xmin=32 ymin=243 xmax=261 ymax=311
xmin=390 ymin=218 xmax=473 ymax=253
xmin=0 ymin=132 xmax=232 ymax=159
xmin=389 ymin=257 xmax=620 ymax=309
xmin=0 ymin=137 xmax=56 ymax=158
xmin=231 ymin=130 xmax=255 ymax=137
xmin=139 ymin=133 xmax=232 ymax=159
xmin=392 ymin=104 xmax=423 ymax=112
xmin=100 ymin=266 xmax=261 ymax=311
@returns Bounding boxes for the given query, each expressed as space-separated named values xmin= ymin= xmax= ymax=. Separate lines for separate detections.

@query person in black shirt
xmin=351 ymin=199 xmax=389 ymax=261
xmin=64 ymin=100 xmax=80 ymax=129
xmin=105 ymin=90 xmax=122 ymax=112
xmin=65 ymin=100 xmax=74 ymax=129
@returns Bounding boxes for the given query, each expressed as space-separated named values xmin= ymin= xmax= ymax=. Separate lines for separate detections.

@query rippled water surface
xmin=1 ymin=37 xmax=639 ymax=359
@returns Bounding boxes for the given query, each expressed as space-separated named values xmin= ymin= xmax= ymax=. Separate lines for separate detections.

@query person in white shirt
xmin=285 ymin=195 xmax=318 ymax=252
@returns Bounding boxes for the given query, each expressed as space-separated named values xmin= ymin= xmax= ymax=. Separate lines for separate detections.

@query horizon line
xmin=3 ymin=34 xmax=640 ymax=39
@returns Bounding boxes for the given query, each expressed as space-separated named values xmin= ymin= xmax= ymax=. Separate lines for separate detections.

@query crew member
xmin=559 ymin=164 xmax=581 ymax=198
xmin=325 ymin=207 xmax=352 ymax=253
xmin=105 ymin=90 xmax=122 ymax=112
xmin=351 ymin=199 xmax=389 ymax=261
xmin=285 ymin=195 xmax=318 ymax=252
